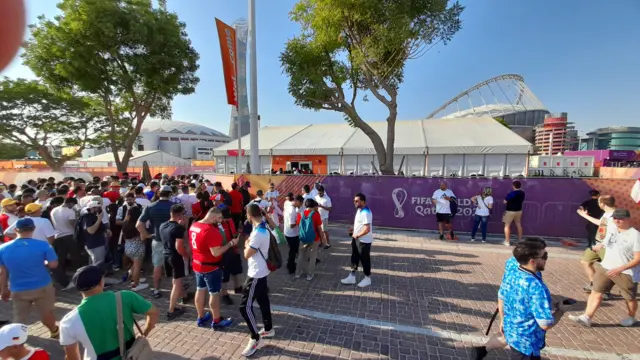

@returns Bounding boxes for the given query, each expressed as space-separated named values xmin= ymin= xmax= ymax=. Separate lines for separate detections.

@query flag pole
xmin=248 ymin=0 xmax=260 ymax=174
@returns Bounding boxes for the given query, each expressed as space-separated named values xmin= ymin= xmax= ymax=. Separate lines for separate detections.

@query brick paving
xmin=3 ymin=225 xmax=639 ymax=359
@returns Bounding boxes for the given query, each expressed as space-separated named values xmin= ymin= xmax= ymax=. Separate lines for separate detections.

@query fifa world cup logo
xmin=392 ymin=188 xmax=408 ymax=218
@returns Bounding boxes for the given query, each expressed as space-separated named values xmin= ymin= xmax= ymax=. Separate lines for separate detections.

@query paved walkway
xmin=3 ymin=225 xmax=640 ymax=360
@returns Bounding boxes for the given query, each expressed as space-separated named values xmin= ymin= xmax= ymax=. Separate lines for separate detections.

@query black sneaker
xmin=167 ymin=307 xmax=186 ymax=321
xmin=315 ymin=258 xmax=321 ymax=264
xmin=470 ymin=346 xmax=488 ymax=360
xmin=151 ymin=289 xmax=162 ymax=299
xmin=323 ymin=244 xmax=331 ymax=250
xmin=222 ymin=294 xmax=234 ymax=306
xmin=439 ymin=233 xmax=445 ymax=240
xmin=234 ymin=287 xmax=243 ymax=294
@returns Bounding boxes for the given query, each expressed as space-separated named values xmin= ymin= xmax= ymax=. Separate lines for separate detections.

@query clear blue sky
xmin=3 ymin=0 xmax=639 ymax=135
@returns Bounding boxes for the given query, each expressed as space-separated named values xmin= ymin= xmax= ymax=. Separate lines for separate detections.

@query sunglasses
xmin=534 ymin=252 xmax=549 ymax=261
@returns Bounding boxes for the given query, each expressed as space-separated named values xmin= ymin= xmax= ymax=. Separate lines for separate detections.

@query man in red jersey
xmin=189 ymin=207 xmax=236 ymax=329
xmin=228 ymin=182 xmax=244 ymax=231
xmin=0 ymin=323 xmax=49 ymax=359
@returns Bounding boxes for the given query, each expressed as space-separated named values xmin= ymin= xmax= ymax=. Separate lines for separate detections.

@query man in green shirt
xmin=59 ymin=265 xmax=159 ymax=360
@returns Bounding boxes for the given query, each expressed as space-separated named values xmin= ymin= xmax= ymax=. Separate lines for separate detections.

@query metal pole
xmin=248 ymin=0 xmax=260 ymax=174
xmin=236 ymin=114 xmax=241 ymax=173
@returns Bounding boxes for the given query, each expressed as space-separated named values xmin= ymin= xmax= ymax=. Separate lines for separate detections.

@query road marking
xmin=271 ymin=304 xmax=640 ymax=360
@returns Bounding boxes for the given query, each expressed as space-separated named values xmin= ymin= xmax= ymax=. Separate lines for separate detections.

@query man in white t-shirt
xmin=431 ymin=182 xmax=455 ymax=241
xmin=247 ymin=190 xmax=270 ymax=210
xmin=341 ymin=193 xmax=373 ymax=288
xmin=309 ymin=182 xmax=327 ymax=199
xmin=314 ymin=186 xmax=332 ymax=249
xmin=265 ymin=183 xmax=279 ymax=202
xmin=569 ymin=208 xmax=640 ymax=327
xmin=302 ymin=185 xmax=313 ymax=201
xmin=50 ymin=197 xmax=80 ymax=289
xmin=175 ymin=185 xmax=194 ymax=218
xmin=239 ymin=203 xmax=274 ymax=357
xmin=3 ymin=203 xmax=56 ymax=243
xmin=283 ymin=194 xmax=303 ymax=274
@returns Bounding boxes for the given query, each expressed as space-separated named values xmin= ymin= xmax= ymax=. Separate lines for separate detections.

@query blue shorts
xmin=195 ymin=269 xmax=222 ymax=294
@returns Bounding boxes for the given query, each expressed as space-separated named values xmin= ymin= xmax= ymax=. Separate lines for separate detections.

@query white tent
xmin=215 ymin=117 xmax=531 ymax=155
xmin=82 ymin=150 xmax=191 ymax=167
xmin=214 ymin=117 xmax=532 ymax=176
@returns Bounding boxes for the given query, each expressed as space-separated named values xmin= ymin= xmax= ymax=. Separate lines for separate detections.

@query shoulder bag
xmin=478 ymin=196 xmax=492 ymax=215
xmin=116 ymin=292 xmax=153 ymax=360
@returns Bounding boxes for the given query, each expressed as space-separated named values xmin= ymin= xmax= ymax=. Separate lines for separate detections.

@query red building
xmin=534 ymin=113 xmax=578 ymax=155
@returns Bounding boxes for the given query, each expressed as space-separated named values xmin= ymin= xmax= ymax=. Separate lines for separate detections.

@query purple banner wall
xmin=323 ymin=177 xmax=595 ymax=238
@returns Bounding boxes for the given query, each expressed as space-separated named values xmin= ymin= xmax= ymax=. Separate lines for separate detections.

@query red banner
xmin=227 ymin=149 xmax=245 ymax=157
xmin=215 ymin=18 xmax=238 ymax=106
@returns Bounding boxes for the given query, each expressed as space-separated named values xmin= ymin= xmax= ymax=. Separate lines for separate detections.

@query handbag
xmin=478 ymin=195 xmax=492 ymax=215
xmin=116 ymin=292 xmax=153 ymax=360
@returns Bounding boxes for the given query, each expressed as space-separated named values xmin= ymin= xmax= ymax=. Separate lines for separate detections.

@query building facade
xmin=581 ymin=126 xmax=640 ymax=151
xmin=533 ymin=113 xmax=578 ymax=154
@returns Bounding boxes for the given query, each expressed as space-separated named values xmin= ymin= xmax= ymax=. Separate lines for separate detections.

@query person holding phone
xmin=498 ymin=240 xmax=572 ymax=359
xmin=81 ymin=201 xmax=109 ymax=266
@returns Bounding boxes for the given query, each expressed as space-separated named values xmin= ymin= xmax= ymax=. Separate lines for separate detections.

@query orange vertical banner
xmin=215 ymin=18 xmax=238 ymax=106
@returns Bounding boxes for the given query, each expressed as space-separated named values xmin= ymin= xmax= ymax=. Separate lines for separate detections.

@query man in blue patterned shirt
xmin=472 ymin=238 xmax=545 ymax=360
xmin=498 ymin=240 xmax=571 ymax=359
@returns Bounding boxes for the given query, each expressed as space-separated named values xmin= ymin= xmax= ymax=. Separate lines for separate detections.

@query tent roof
xmin=84 ymin=150 xmax=187 ymax=163
xmin=213 ymin=117 xmax=531 ymax=156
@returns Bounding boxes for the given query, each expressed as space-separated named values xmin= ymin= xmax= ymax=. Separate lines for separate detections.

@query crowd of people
xmin=0 ymin=173 xmax=375 ymax=358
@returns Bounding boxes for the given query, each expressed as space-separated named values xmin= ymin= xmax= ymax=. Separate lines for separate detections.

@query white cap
xmin=87 ymin=201 xmax=101 ymax=209
xmin=0 ymin=323 xmax=28 ymax=350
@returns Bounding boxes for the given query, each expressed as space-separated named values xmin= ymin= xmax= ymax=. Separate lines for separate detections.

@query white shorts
xmin=321 ymin=218 xmax=328 ymax=231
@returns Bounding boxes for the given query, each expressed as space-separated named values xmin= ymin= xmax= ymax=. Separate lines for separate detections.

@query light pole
xmin=248 ymin=0 xmax=260 ymax=174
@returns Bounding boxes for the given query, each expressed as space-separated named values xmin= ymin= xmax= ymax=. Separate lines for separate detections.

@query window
xmin=137 ymin=144 xmax=145 ymax=151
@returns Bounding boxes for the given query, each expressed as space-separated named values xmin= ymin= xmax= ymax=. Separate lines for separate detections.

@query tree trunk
xmin=37 ymin=146 xmax=62 ymax=171
xmin=380 ymin=110 xmax=397 ymax=175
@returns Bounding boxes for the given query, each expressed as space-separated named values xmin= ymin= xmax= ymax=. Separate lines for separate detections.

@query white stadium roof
xmin=214 ymin=117 xmax=532 ymax=156
xmin=142 ymin=119 xmax=230 ymax=138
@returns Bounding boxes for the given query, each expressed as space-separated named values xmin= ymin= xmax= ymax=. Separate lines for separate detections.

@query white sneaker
xmin=241 ymin=338 xmax=263 ymax=357
xmin=306 ymin=275 xmax=314 ymax=281
xmin=104 ymin=277 xmax=120 ymax=285
xmin=568 ymin=314 xmax=592 ymax=327
xmin=503 ymin=241 xmax=510 ymax=246
xmin=470 ymin=238 xmax=475 ymax=242
xmin=620 ymin=316 xmax=636 ymax=327
xmin=139 ymin=277 xmax=147 ymax=283
xmin=340 ymin=273 xmax=356 ymax=285
xmin=258 ymin=328 xmax=275 ymax=338
xmin=357 ymin=276 xmax=371 ymax=288
xmin=131 ymin=283 xmax=149 ymax=292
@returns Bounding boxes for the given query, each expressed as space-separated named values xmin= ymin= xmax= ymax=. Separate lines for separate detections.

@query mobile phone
xmin=562 ymin=298 xmax=576 ymax=305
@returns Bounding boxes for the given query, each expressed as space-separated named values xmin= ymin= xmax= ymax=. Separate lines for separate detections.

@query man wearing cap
xmin=60 ymin=265 xmax=159 ymax=360
xmin=0 ymin=323 xmax=49 ymax=359
xmin=102 ymin=182 xmax=122 ymax=204
xmin=79 ymin=201 xmax=109 ymax=265
xmin=137 ymin=185 xmax=174 ymax=299
xmin=569 ymin=208 xmax=640 ymax=327
xmin=3 ymin=203 xmax=56 ymax=243
xmin=0 ymin=198 xmax=19 ymax=242
xmin=0 ymin=218 xmax=60 ymax=338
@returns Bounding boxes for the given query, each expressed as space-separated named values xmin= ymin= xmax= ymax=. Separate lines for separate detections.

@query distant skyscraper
xmin=228 ymin=19 xmax=250 ymax=139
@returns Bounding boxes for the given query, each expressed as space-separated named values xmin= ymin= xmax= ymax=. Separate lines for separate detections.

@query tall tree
xmin=0 ymin=78 xmax=107 ymax=170
xmin=0 ymin=142 xmax=29 ymax=160
xmin=280 ymin=0 xmax=463 ymax=174
xmin=22 ymin=0 xmax=199 ymax=171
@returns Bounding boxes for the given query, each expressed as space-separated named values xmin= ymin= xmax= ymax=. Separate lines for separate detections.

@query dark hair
xmin=64 ymin=197 xmax=78 ymax=205
xmin=512 ymin=181 xmax=522 ymax=189
xmin=513 ymin=237 xmax=547 ymax=265
xmin=247 ymin=203 xmax=262 ymax=218
xmin=294 ymin=195 xmax=304 ymax=203
xmin=134 ymin=186 xmax=144 ymax=195
xmin=317 ymin=185 xmax=325 ymax=192
xmin=589 ymin=189 xmax=600 ymax=197
xmin=214 ymin=181 xmax=222 ymax=188
xmin=48 ymin=196 xmax=65 ymax=208
xmin=181 ymin=185 xmax=189 ymax=192
xmin=355 ymin=193 xmax=366 ymax=202
xmin=171 ymin=204 xmax=185 ymax=215
xmin=599 ymin=195 xmax=615 ymax=207
xmin=197 ymin=191 xmax=213 ymax=214
xmin=286 ymin=192 xmax=294 ymax=201
xmin=303 ymin=185 xmax=310 ymax=193
xmin=256 ymin=189 xmax=264 ymax=196
xmin=100 ymin=181 xmax=108 ymax=188
xmin=231 ymin=183 xmax=238 ymax=190
xmin=158 ymin=190 xmax=172 ymax=198
xmin=22 ymin=188 xmax=36 ymax=195
xmin=125 ymin=192 xmax=136 ymax=199
xmin=304 ymin=198 xmax=318 ymax=208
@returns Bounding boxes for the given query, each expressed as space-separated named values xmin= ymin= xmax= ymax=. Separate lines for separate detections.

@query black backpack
xmin=257 ymin=222 xmax=282 ymax=272
xmin=73 ymin=213 xmax=88 ymax=245
xmin=219 ymin=190 xmax=233 ymax=207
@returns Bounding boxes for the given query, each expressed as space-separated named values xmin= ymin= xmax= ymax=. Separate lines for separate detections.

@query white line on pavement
xmin=270 ymin=304 xmax=640 ymax=360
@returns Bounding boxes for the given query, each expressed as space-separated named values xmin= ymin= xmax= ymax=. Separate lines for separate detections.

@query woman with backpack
xmin=470 ymin=187 xmax=494 ymax=243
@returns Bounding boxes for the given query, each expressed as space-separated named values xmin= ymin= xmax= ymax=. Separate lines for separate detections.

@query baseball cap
xmin=86 ymin=201 xmax=101 ymax=209
xmin=612 ymin=209 xmax=631 ymax=219
xmin=72 ymin=265 xmax=105 ymax=291
xmin=15 ymin=218 xmax=35 ymax=230
xmin=24 ymin=203 xmax=43 ymax=214
xmin=0 ymin=323 xmax=29 ymax=350
xmin=137 ymin=183 xmax=145 ymax=188
xmin=160 ymin=185 xmax=172 ymax=192
xmin=0 ymin=199 xmax=16 ymax=207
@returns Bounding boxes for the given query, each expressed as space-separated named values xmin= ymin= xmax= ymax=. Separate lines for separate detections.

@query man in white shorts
xmin=314 ymin=186 xmax=332 ymax=249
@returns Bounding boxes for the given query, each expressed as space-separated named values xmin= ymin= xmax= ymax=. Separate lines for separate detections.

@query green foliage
xmin=0 ymin=78 xmax=107 ymax=169
xmin=22 ymin=0 xmax=199 ymax=170
xmin=0 ymin=142 xmax=30 ymax=160
xmin=280 ymin=0 xmax=463 ymax=174
xmin=494 ymin=117 xmax=510 ymax=129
